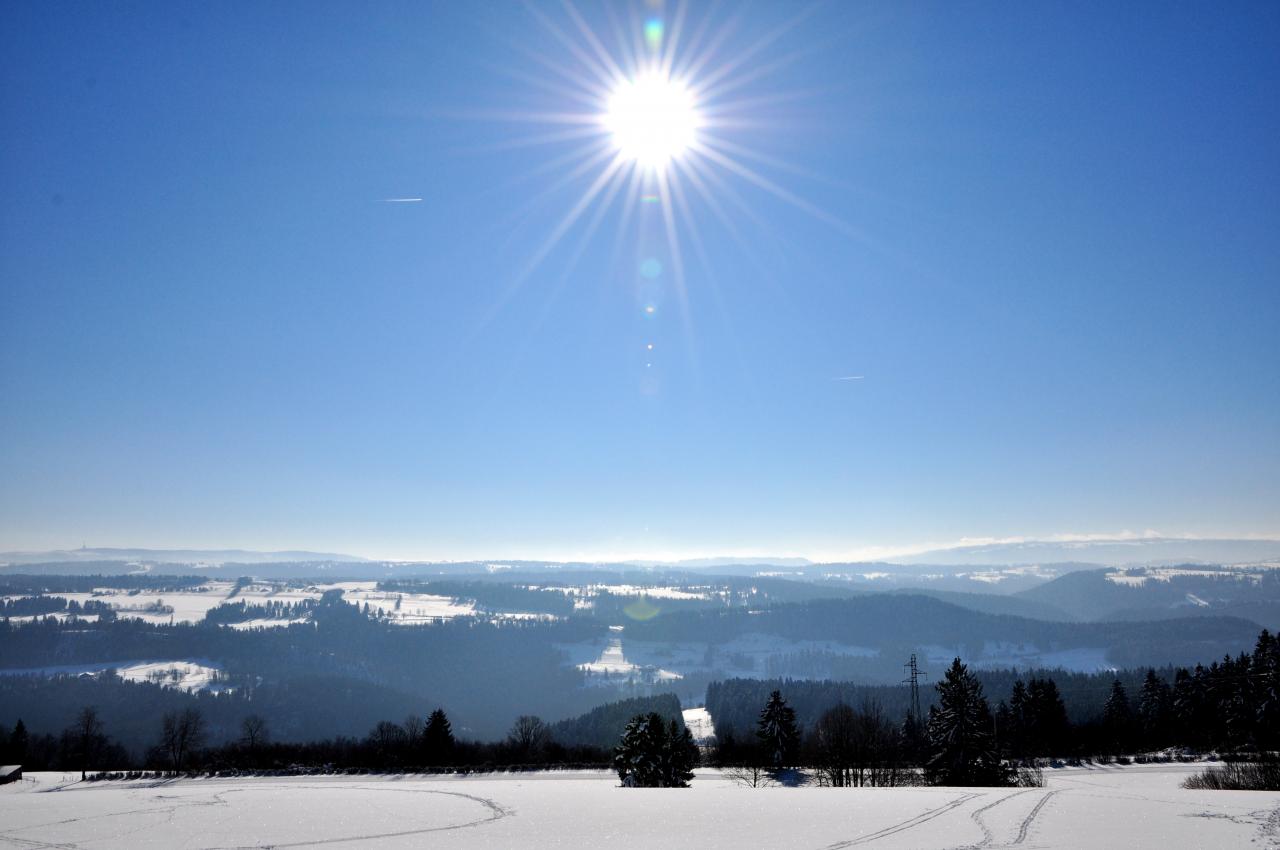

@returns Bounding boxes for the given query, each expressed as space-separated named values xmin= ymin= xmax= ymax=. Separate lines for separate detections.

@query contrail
xmin=381 ymin=197 xmax=423 ymax=203
xmin=833 ymin=375 xmax=864 ymax=381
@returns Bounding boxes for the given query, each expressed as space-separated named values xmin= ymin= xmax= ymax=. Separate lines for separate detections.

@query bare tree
xmin=507 ymin=715 xmax=550 ymax=762
xmin=160 ymin=708 xmax=206 ymax=772
xmin=713 ymin=728 xmax=771 ymax=787
xmin=368 ymin=721 xmax=407 ymax=766
xmin=813 ymin=703 xmax=858 ymax=787
xmin=240 ymin=715 xmax=268 ymax=751
xmin=811 ymin=701 xmax=912 ymax=788
xmin=852 ymin=700 xmax=904 ymax=787
xmin=69 ymin=706 xmax=105 ymax=781
xmin=402 ymin=714 xmax=424 ymax=751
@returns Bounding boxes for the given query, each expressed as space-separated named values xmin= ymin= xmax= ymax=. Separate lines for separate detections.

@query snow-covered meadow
xmin=1 ymin=764 xmax=1274 ymax=849
xmin=0 ymin=659 xmax=227 ymax=692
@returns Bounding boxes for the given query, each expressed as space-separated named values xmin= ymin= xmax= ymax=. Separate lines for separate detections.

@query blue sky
xmin=1 ymin=1 xmax=1277 ymax=561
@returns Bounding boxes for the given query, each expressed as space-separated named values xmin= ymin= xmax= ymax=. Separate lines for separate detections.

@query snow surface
xmin=0 ymin=659 xmax=226 ymax=693
xmin=921 ymin=643 xmax=1115 ymax=674
xmin=0 ymin=764 xmax=1274 ymax=849
xmin=561 ymin=632 xmax=879 ymax=683
xmin=1 ymin=581 xmax=547 ymax=628
xmin=682 ymin=707 xmax=716 ymax=743
xmin=576 ymin=637 xmax=683 ymax=681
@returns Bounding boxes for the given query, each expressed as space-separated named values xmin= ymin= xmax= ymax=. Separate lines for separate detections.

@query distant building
xmin=0 ymin=765 xmax=22 ymax=785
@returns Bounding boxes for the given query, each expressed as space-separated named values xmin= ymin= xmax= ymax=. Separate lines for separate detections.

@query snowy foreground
xmin=1 ymin=764 xmax=1276 ymax=849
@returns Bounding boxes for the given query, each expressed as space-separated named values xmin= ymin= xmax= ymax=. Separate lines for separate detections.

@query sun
xmin=603 ymin=72 xmax=701 ymax=171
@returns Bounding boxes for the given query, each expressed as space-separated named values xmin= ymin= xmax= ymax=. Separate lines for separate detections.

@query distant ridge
xmin=0 ymin=547 xmax=368 ymax=566
xmin=624 ymin=556 xmax=813 ymax=568
xmin=891 ymin=537 xmax=1280 ymax=567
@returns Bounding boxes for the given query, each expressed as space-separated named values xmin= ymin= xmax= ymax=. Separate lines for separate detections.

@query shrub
xmin=1183 ymin=757 xmax=1280 ymax=791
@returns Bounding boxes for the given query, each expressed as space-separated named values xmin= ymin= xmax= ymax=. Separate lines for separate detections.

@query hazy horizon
xmin=5 ymin=530 xmax=1280 ymax=567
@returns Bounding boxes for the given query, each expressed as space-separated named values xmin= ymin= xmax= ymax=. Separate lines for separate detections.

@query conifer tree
xmin=756 ymin=690 xmax=800 ymax=770
xmin=1255 ymin=630 xmax=1280 ymax=749
xmin=614 ymin=712 xmax=695 ymax=788
xmin=1007 ymin=680 xmax=1029 ymax=757
xmin=663 ymin=719 xmax=699 ymax=787
xmin=1137 ymin=669 xmax=1172 ymax=749
xmin=423 ymin=708 xmax=455 ymax=765
xmin=1025 ymin=678 xmax=1070 ymax=756
xmin=1103 ymin=679 xmax=1133 ymax=753
xmin=925 ymin=658 xmax=1011 ymax=786
xmin=10 ymin=719 xmax=28 ymax=763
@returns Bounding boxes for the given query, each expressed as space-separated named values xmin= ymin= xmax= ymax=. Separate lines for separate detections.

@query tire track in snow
xmin=823 ymin=792 xmax=980 ymax=848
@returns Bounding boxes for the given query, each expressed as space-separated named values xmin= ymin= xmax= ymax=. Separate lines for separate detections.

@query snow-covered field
xmin=0 ymin=580 xmax=550 ymax=628
xmin=682 ymin=706 xmax=716 ymax=743
xmin=1 ymin=764 xmax=1274 ymax=849
xmin=0 ymin=659 xmax=226 ymax=692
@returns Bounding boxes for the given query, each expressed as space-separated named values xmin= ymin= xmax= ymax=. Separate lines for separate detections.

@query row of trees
xmin=2 ymin=704 xmax=632 ymax=775
xmin=702 ymin=629 xmax=1280 ymax=789
xmin=994 ymin=629 xmax=1280 ymax=756
xmin=711 ymin=667 xmax=1025 ymax=787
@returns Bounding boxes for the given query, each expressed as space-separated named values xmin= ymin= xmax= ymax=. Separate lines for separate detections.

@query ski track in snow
xmin=823 ymin=793 xmax=980 ymax=848
xmin=1010 ymin=789 xmax=1058 ymax=845
xmin=953 ymin=789 xmax=1033 ymax=849
xmin=211 ymin=786 xmax=512 ymax=849
xmin=0 ymin=780 xmax=512 ymax=850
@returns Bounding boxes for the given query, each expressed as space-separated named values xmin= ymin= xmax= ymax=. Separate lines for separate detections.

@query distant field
xmin=0 ymin=764 xmax=1274 ymax=849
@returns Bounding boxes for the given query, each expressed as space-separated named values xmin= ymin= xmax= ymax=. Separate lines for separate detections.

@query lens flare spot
xmin=623 ymin=597 xmax=661 ymax=621
xmin=644 ymin=18 xmax=663 ymax=51
xmin=644 ymin=304 xmax=656 ymax=315
xmin=640 ymin=258 xmax=663 ymax=278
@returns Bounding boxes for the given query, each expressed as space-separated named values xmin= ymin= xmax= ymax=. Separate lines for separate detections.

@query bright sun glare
xmin=604 ymin=73 xmax=700 ymax=170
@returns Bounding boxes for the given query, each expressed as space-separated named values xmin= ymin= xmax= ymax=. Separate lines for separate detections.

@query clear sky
xmin=1 ymin=1 xmax=1277 ymax=561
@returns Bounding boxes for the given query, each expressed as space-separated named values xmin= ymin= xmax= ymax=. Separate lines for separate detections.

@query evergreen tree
xmin=1103 ymin=679 xmax=1133 ymax=753
xmin=614 ymin=712 xmax=695 ymax=788
xmin=756 ymin=690 xmax=800 ymax=769
xmin=1007 ymin=680 xmax=1029 ymax=757
xmin=1172 ymin=666 xmax=1209 ymax=749
xmin=1256 ymin=630 xmax=1280 ymax=749
xmin=1221 ymin=652 xmax=1255 ymax=749
xmin=925 ymin=658 xmax=1011 ymax=786
xmin=10 ymin=719 xmax=28 ymax=763
xmin=663 ymin=719 xmax=699 ymax=787
xmin=1137 ymin=669 xmax=1172 ymax=749
xmin=1025 ymin=678 xmax=1069 ymax=756
xmin=423 ymin=708 xmax=455 ymax=765
xmin=994 ymin=700 xmax=1014 ymax=758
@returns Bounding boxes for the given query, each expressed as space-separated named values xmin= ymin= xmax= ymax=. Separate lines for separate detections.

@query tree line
xmin=0 ymin=695 xmax=690 ymax=775
xmin=707 ymin=629 xmax=1280 ymax=788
